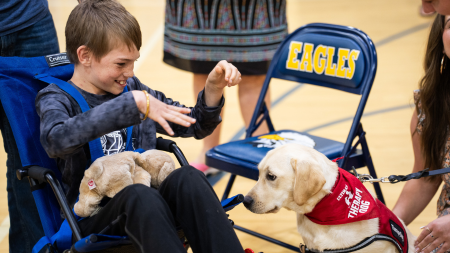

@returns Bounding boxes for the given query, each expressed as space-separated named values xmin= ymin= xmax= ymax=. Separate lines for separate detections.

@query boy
xmin=35 ymin=0 xmax=244 ymax=252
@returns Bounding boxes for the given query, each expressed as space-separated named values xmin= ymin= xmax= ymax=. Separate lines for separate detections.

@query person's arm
xmin=127 ymin=76 xmax=222 ymax=139
xmin=203 ymin=60 xmax=241 ymax=107
xmin=130 ymin=61 xmax=240 ymax=139
xmin=152 ymin=88 xmax=224 ymax=139
xmin=392 ymin=109 xmax=442 ymax=225
xmin=36 ymin=87 xmax=142 ymax=158
xmin=131 ymin=87 xmax=195 ymax=136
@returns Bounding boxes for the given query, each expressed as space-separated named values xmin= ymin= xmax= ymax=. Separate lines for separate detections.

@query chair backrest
xmin=248 ymin=23 xmax=377 ymax=157
xmin=0 ymin=55 xmax=74 ymax=237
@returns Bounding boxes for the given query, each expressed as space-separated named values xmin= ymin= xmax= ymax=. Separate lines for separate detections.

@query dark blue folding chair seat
xmin=208 ymin=130 xmax=345 ymax=180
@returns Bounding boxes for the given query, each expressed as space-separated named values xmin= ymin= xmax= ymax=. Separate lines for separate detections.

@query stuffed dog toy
xmin=244 ymin=143 xmax=415 ymax=253
xmin=74 ymin=150 xmax=176 ymax=217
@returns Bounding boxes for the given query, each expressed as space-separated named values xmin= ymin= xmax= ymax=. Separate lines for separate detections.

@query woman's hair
xmin=418 ymin=14 xmax=450 ymax=177
xmin=65 ymin=0 xmax=142 ymax=64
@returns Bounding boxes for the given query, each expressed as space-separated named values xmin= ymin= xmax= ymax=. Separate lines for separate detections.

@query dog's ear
xmin=291 ymin=158 xmax=326 ymax=206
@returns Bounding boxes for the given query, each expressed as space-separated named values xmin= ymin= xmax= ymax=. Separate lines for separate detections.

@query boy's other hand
xmin=207 ymin=60 xmax=241 ymax=90
xmin=132 ymin=91 xmax=196 ymax=136
xmin=204 ymin=60 xmax=241 ymax=107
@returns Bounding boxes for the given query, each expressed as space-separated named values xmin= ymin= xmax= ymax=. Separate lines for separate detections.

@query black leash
xmin=387 ymin=167 xmax=450 ymax=183
xmin=299 ymin=234 xmax=403 ymax=253
xmin=350 ymin=166 xmax=450 ymax=184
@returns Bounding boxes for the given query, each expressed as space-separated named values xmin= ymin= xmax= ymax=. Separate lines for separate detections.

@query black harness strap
xmin=299 ymin=234 xmax=403 ymax=253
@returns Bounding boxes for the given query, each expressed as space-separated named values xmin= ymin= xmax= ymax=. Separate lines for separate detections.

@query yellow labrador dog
xmin=244 ymin=143 xmax=415 ymax=253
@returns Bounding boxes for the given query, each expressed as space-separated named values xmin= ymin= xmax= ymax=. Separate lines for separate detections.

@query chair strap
xmin=34 ymin=74 xmax=135 ymax=251
xmin=35 ymin=74 xmax=134 ymax=161
xmin=32 ymin=219 xmax=72 ymax=253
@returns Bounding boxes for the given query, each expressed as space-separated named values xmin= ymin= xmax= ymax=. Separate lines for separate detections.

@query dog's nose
xmin=243 ymin=195 xmax=253 ymax=208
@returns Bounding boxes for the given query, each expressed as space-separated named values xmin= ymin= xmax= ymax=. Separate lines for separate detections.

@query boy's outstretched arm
xmin=132 ymin=90 xmax=196 ymax=136
xmin=130 ymin=60 xmax=240 ymax=136
xmin=204 ymin=60 xmax=241 ymax=107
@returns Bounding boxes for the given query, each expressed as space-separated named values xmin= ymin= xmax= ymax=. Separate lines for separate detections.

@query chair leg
xmin=360 ymin=135 xmax=385 ymax=204
xmin=221 ymin=174 xmax=237 ymax=201
xmin=234 ymin=225 xmax=300 ymax=252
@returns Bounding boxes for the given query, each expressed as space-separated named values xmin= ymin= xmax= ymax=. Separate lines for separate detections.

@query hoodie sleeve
xmin=35 ymin=85 xmax=142 ymax=158
xmin=128 ymin=76 xmax=224 ymax=139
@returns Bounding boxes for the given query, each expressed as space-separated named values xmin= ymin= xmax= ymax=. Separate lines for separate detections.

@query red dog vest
xmin=304 ymin=169 xmax=408 ymax=253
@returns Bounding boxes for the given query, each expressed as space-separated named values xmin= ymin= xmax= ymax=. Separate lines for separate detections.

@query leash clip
xmin=352 ymin=167 xmax=390 ymax=184
xmin=358 ymin=175 xmax=390 ymax=184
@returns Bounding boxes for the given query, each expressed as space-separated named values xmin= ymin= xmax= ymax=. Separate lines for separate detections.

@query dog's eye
xmin=266 ymin=173 xmax=277 ymax=181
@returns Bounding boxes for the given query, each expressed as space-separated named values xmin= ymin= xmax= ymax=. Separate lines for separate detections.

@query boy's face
xmin=87 ymin=42 xmax=140 ymax=95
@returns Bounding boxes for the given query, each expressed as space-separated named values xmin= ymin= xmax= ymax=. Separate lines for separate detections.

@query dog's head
xmin=244 ymin=143 xmax=338 ymax=214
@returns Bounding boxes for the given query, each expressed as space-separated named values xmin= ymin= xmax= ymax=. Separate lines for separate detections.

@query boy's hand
xmin=133 ymin=91 xmax=196 ymax=136
xmin=207 ymin=60 xmax=241 ymax=89
xmin=204 ymin=60 xmax=241 ymax=107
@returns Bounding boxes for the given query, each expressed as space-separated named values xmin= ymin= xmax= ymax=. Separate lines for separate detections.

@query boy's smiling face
xmin=73 ymin=41 xmax=140 ymax=95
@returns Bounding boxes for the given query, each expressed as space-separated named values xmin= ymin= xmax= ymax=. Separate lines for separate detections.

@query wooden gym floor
xmin=0 ymin=0 xmax=439 ymax=251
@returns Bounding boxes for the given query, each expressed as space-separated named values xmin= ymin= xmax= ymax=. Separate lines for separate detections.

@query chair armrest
xmin=18 ymin=166 xmax=83 ymax=242
xmin=156 ymin=137 xmax=189 ymax=167
xmin=221 ymin=194 xmax=244 ymax=212
xmin=156 ymin=137 xmax=176 ymax=152
xmin=27 ymin=166 xmax=56 ymax=182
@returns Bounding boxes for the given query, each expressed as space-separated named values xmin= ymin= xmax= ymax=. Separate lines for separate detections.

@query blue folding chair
xmin=0 ymin=55 xmax=243 ymax=253
xmin=206 ymin=23 xmax=380 ymax=252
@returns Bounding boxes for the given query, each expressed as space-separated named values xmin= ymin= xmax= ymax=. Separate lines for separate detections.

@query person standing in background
xmin=0 ymin=0 xmax=59 ymax=252
xmin=163 ymin=0 xmax=288 ymax=174
xmin=422 ymin=0 xmax=450 ymax=15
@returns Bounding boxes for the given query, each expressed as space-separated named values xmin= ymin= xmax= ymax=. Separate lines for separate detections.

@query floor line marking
xmin=0 ymin=216 xmax=10 ymax=244
xmin=302 ymin=104 xmax=412 ymax=133
xmin=134 ymin=23 xmax=164 ymax=73
xmin=375 ymin=22 xmax=430 ymax=47
xmin=228 ymin=83 xmax=304 ymax=142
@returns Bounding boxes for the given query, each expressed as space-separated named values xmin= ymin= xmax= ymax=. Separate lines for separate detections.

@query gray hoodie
xmin=35 ymin=76 xmax=223 ymax=207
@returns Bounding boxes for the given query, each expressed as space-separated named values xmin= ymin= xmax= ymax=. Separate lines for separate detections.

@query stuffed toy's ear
xmin=291 ymin=158 xmax=326 ymax=206
xmin=74 ymin=161 xmax=104 ymax=217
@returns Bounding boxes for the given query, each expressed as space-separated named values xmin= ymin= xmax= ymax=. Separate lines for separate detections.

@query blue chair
xmin=0 ymin=55 xmax=243 ymax=253
xmin=206 ymin=23 xmax=380 ymax=252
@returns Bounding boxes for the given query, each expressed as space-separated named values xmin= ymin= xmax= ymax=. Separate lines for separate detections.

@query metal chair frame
xmin=17 ymin=138 xmax=189 ymax=252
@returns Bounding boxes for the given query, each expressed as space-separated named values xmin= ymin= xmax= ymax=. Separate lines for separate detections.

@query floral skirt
xmin=163 ymin=0 xmax=288 ymax=75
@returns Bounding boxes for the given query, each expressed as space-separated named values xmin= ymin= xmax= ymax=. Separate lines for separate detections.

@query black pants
xmin=78 ymin=166 xmax=243 ymax=253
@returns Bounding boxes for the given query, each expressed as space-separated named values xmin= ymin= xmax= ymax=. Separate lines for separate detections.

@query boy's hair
xmin=66 ymin=0 xmax=142 ymax=64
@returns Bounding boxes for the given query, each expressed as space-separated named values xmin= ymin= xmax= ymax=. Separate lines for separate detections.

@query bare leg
xmin=192 ymin=74 xmax=224 ymax=165
xmin=238 ymin=75 xmax=271 ymax=136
